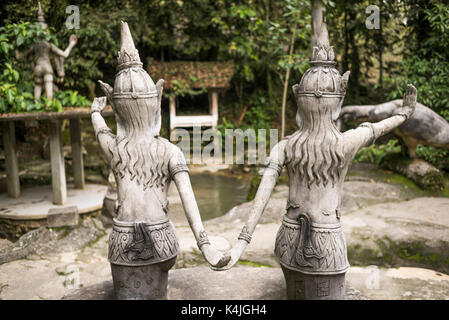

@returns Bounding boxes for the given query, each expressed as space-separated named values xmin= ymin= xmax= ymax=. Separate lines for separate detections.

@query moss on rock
xmin=347 ymin=236 xmax=449 ymax=274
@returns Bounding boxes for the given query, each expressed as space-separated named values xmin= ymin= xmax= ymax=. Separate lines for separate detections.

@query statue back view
xmin=91 ymin=22 xmax=228 ymax=300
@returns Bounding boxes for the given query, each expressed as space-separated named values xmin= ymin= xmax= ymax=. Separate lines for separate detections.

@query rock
xmin=47 ymin=205 xmax=79 ymax=227
xmin=0 ymin=238 xmax=12 ymax=256
xmin=63 ymin=266 xmax=368 ymax=300
xmin=208 ymin=183 xmax=449 ymax=274
xmin=340 ymin=180 xmax=412 ymax=213
xmin=212 ymin=179 xmax=414 ymax=226
xmin=347 ymin=266 xmax=449 ymax=300
xmin=63 ymin=280 xmax=115 ymax=300
xmin=1 ymin=164 xmax=449 ymax=300
xmin=344 ymin=197 xmax=449 ymax=273
xmin=0 ymin=217 xmax=106 ymax=265
xmin=381 ymin=154 xmax=444 ymax=191
xmin=0 ymin=235 xmax=111 ymax=300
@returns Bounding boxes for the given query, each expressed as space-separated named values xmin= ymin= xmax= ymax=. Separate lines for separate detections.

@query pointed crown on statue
xmin=294 ymin=22 xmax=345 ymax=98
xmin=113 ymin=22 xmax=157 ymax=99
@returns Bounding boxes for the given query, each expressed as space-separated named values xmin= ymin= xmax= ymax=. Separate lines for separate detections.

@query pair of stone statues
xmin=91 ymin=21 xmax=417 ymax=300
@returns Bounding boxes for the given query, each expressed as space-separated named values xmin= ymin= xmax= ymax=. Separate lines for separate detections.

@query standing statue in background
xmin=91 ymin=22 xmax=229 ymax=300
xmin=15 ymin=2 xmax=77 ymax=100
xmin=216 ymin=22 xmax=417 ymax=300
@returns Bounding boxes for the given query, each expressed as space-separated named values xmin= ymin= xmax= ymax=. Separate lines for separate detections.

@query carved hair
xmin=108 ymin=98 xmax=169 ymax=189
xmin=285 ymin=96 xmax=346 ymax=187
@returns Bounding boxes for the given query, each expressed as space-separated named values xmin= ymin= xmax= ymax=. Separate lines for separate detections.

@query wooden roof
xmin=147 ymin=59 xmax=235 ymax=91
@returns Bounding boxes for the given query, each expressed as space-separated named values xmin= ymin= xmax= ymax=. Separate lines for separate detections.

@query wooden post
xmin=209 ymin=90 xmax=219 ymax=130
xmin=70 ymin=118 xmax=85 ymax=189
xmin=49 ymin=120 xmax=67 ymax=205
xmin=169 ymin=97 xmax=176 ymax=139
xmin=208 ymin=90 xmax=213 ymax=114
xmin=2 ymin=122 xmax=20 ymax=198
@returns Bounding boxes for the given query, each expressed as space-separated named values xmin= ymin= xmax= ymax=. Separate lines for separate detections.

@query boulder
xmin=63 ymin=266 xmax=368 ymax=300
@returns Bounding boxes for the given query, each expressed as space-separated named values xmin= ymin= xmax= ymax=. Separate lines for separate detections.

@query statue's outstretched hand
xmin=211 ymin=240 xmax=247 ymax=271
xmin=394 ymin=84 xmax=417 ymax=120
xmin=201 ymin=245 xmax=231 ymax=269
xmin=69 ymin=34 xmax=78 ymax=45
xmin=91 ymin=96 xmax=107 ymax=114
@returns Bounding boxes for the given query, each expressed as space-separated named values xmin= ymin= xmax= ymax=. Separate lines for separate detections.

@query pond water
xmin=189 ymin=173 xmax=250 ymax=221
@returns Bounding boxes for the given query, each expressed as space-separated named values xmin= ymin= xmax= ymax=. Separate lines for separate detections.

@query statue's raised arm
xmin=90 ymin=96 xmax=116 ymax=163
xmin=50 ymin=34 xmax=78 ymax=59
xmin=343 ymin=84 xmax=417 ymax=158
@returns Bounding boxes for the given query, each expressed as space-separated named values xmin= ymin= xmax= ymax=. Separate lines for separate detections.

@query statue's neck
xmin=300 ymin=117 xmax=341 ymax=138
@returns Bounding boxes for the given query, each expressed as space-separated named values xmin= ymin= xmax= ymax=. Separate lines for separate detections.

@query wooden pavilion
xmin=148 ymin=60 xmax=235 ymax=132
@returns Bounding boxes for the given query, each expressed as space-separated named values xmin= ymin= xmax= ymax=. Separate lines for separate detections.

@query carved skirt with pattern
xmin=108 ymin=218 xmax=179 ymax=266
xmin=274 ymin=214 xmax=350 ymax=275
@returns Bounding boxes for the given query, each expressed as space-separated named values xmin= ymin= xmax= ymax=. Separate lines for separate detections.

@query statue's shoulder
xmin=267 ymin=137 xmax=289 ymax=168
xmin=161 ymin=139 xmax=189 ymax=176
xmin=342 ymin=123 xmax=375 ymax=155
xmin=272 ymin=136 xmax=289 ymax=152
xmin=160 ymin=138 xmax=186 ymax=160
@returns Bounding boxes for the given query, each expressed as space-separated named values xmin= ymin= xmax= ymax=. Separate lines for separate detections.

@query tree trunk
xmin=311 ymin=0 xmax=323 ymax=47
xmin=378 ymin=2 xmax=383 ymax=86
xmin=281 ymin=20 xmax=298 ymax=138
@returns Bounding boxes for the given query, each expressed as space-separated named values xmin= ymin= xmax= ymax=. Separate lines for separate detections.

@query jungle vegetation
xmin=1 ymin=0 xmax=448 ymax=169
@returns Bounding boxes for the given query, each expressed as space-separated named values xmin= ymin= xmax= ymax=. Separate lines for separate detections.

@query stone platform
xmin=63 ymin=266 xmax=368 ymax=300
xmin=0 ymin=183 xmax=107 ymax=220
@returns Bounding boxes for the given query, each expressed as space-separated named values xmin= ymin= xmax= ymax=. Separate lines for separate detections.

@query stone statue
xmin=15 ymin=2 xmax=77 ymax=100
xmin=90 ymin=22 xmax=229 ymax=300
xmin=337 ymin=100 xmax=449 ymax=158
xmin=215 ymin=22 xmax=417 ymax=300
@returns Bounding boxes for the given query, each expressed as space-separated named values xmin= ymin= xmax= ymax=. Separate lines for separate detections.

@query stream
xmin=189 ymin=173 xmax=250 ymax=221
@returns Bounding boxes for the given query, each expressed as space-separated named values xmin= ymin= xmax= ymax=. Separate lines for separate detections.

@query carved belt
xmin=108 ymin=218 xmax=179 ymax=266
xmin=274 ymin=214 xmax=349 ymax=275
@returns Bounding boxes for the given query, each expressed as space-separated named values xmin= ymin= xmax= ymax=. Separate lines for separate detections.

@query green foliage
xmin=217 ymin=116 xmax=236 ymax=132
xmin=353 ymin=139 xmax=401 ymax=165
xmin=166 ymin=79 xmax=207 ymax=99
xmin=246 ymin=174 xmax=262 ymax=201
xmin=385 ymin=0 xmax=449 ymax=121
xmin=1 ymin=0 xmax=447 ymax=128
xmin=416 ymin=145 xmax=449 ymax=172
xmin=1 ymin=0 xmax=313 ymax=128
xmin=0 ymin=22 xmax=50 ymax=112
xmin=210 ymin=0 xmax=311 ymax=131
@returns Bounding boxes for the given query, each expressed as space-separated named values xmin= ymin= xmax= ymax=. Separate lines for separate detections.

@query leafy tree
xmin=1 ymin=0 xmax=447 ymax=130
xmin=385 ymin=0 xmax=449 ymax=121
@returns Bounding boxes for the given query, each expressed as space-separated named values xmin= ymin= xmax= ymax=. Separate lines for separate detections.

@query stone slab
xmin=1 ymin=216 xmax=448 ymax=300
xmin=0 ymin=183 xmax=107 ymax=220
xmin=63 ymin=266 xmax=368 ymax=300
xmin=47 ymin=205 xmax=79 ymax=227
xmin=348 ymin=266 xmax=449 ymax=300
xmin=343 ymin=197 xmax=449 ymax=273
xmin=208 ymin=183 xmax=449 ymax=274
